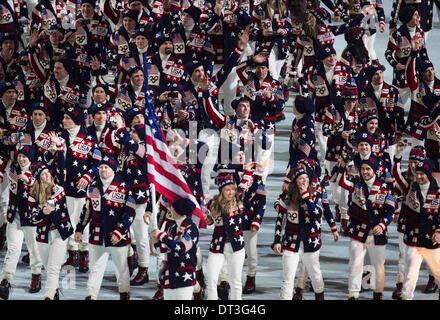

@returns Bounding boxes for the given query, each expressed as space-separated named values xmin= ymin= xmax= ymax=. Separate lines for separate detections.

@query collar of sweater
xmin=184 ymin=24 xmax=195 ymax=33
xmin=58 ymin=74 xmax=69 ymax=87
xmin=191 ymin=78 xmax=201 ymax=88
xmin=371 ymin=82 xmax=383 ymax=93
xmin=101 ymin=174 xmax=115 ymax=190
xmin=20 ymin=163 xmax=30 ymax=172
xmin=360 ymin=152 xmax=371 ymax=160
xmin=138 ymin=46 xmax=149 ymax=54
xmin=407 ymin=25 xmax=417 ymax=33
xmin=419 ymin=181 xmax=430 ymax=192
xmin=324 ymin=64 xmax=335 ymax=73
xmin=159 ymin=52 xmax=171 ymax=62
xmin=34 ymin=120 xmax=47 ymax=131
xmin=95 ymin=124 xmax=105 ymax=132
xmin=67 ymin=125 xmax=81 ymax=140
xmin=364 ymin=176 xmax=376 ymax=188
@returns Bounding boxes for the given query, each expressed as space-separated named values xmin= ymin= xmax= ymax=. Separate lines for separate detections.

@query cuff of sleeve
xmin=234 ymin=47 xmax=244 ymax=55
xmin=82 ymin=173 xmax=92 ymax=184
xmin=251 ymin=221 xmax=261 ymax=231
xmin=113 ymin=229 xmax=123 ymax=240
xmin=158 ymin=231 xmax=168 ymax=242
xmin=300 ymin=191 xmax=310 ymax=200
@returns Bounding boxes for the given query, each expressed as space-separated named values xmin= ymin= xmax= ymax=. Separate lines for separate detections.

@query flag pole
xmin=143 ymin=55 xmax=159 ymax=232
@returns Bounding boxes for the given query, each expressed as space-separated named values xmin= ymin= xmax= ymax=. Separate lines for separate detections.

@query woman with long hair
xmin=206 ymin=172 xmax=246 ymax=300
xmin=0 ymin=147 xmax=43 ymax=300
xmin=273 ymin=166 xmax=338 ymax=300
xmin=28 ymin=163 xmax=73 ymax=300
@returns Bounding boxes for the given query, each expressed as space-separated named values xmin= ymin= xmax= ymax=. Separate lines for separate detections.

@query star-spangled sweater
xmin=75 ymin=175 xmax=136 ymax=247
xmin=156 ymin=216 xmax=199 ymax=289
xmin=28 ymin=184 xmax=73 ymax=243
xmin=274 ymin=189 xmax=329 ymax=253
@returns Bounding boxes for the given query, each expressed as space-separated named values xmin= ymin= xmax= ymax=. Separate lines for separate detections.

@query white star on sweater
xmin=182 ymin=272 xmax=192 ymax=282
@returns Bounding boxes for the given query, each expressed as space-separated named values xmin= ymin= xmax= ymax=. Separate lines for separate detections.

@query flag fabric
xmin=142 ymin=56 xmax=207 ymax=229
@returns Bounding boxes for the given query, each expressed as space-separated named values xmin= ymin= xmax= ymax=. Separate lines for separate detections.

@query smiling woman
xmin=273 ymin=165 xmax=338 ymax=300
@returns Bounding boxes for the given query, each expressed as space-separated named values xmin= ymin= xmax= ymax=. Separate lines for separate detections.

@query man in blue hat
xmin=359 ymin=62 xmax=405 ymax=162
xmin=75 ymin=156 xmax=136 ymax=300
xmin=52 ymin=107 xmax=101 ymax=272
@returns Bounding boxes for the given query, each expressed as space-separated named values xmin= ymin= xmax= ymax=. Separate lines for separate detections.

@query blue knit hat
xmin=293 ymin=95 xmax=315 ymax=114
xmin=356 ymin=130 xmax=374 ymax=148
xmin=399 ymin=5 xmax=417 ymax=24
xmin=172 ymin=198 xmax=196 ymax=216
xmin=416 ymin=159 xmax=433 ymax=176
xmin=99 ymin=155 xmax=118 ymax=172
xmin=360 ymin=155 xmax=380 ymax=173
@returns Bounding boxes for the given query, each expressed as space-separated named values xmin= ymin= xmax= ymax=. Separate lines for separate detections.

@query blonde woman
xmin=206 ymin=172 xmax=247 ymax=300
xmin=0 ymin=147 xmax=42 ymax=300
xmin=28 ymin=163 xmax=73 ymax=300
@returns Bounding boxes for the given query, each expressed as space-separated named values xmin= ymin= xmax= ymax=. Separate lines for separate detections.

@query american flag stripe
xmin=142 ymin=57 xmax=207 ymax=229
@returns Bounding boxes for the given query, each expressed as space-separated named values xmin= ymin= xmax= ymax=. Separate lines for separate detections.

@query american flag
xmin=142 ymin=57 xmax=207 ymax=229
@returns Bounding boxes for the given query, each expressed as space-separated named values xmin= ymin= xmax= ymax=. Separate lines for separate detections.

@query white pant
xmin=243 ymin=230 xmax=258 ymax=277
xmin=315 ymin=122 xmax=327 ymax=168
xmin=402 ymin=246 xmax=440 ymax=300
xmin=37 ymin=230 xmax=68 ymax=299
xmin=397 ymin=233 xmax=406 ymax=284
xmin=66 ymin=196 xmax=88 ymax=251
xmin=219 ymin=259 xmax=229 ymax=282
xmin=268 ymin=47 xmax=286 ymax=81
xmin=332 ymin=160 xmax=350 ymax=219
xmin=257 ymin=133 xmax=275 ymax=183
xmin=164 ymin=285 xmax=195 ymax=300
xmin=156 ymin=252 xmax=166 ymax=284
xmin=87 ymin=244 xmax=130 ymax=299
xmin=130 ymin=203 xmax=150 ymax=268
xmin=207 ymin=244 xmax=245 ymax=300
xmin=326 ymin=160 xmax=346 ymax=208
xmin=295 ymin=259 xmax=307 ymax=289
xmin=397 ymin=87 xmax=412 ymax=115
xmin=198 ymin=131 xmax=220 ymax=201
xmin=348 ymin=236 xmax=386 ymax=298
xmin=2 ymin=216 xmax=42 ymax=280
xmin=362 ymin=33 xmax=377 ymax=61
xmin=280 ymin=246 xmax=324 ymax=300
